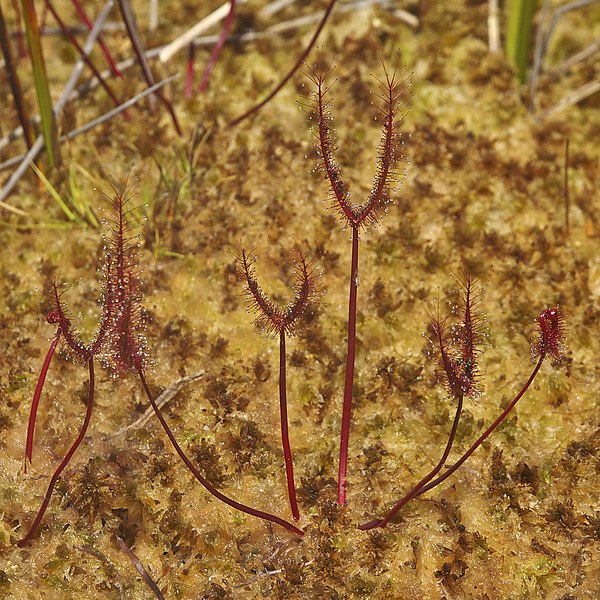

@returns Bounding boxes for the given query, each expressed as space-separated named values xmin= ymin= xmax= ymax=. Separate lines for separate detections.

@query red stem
xmin=338 ymin=226 xmax=359 ymax=505
xmin=19 ymin=359 xmax=95 ymax=547
xmin=70 ymin=0 xmax=122 ymax=77
xmin=199 ymin=0 xmax=236 ymax=93
xmin=24 ymin=328 xmax=61 ymax=471
xmin=138 ymin=370 xmax=304 ymax=537
xmin=118 ymin=0 xmax=182 ymax=136
xmin=46 ymin=0 xmax=128 ymax=118
xmin=414 ymin=358 xmax=544 ymax=496
xmin=360 ymin=357 xmax=545 ymax=529
xmin=359 ymin=394 xmax=463 ymax=530
xmin=229 ymin=0 xmax=337 ymax=127
xmin=279 ymin=330 xmax=300 ymax=520
xmin=10 ymin=0 xmax=27 ymax=58
xmin=0 ymin=2 xmax=34 ymax=148
xmin=564 ymin=137 xmax=570 ymax=235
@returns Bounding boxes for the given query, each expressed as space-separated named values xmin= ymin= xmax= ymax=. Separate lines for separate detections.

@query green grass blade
xmin=29 ymin=161 xmax=79 ymax=222
xmin=68 ymin=162 xmax=99 ymax=227
xmin=20 ymin=0 xmax=58 ymax=166
xmin=506 ymin=0 xmax=538 ymax=84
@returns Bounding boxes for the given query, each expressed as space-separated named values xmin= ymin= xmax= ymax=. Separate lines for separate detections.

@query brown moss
xmin=190 ymin=438 xmax=228 ymax=487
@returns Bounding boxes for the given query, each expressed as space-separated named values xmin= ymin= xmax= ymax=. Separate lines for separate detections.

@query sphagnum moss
xmin=1 ymin=1 xmax=599 ymax=598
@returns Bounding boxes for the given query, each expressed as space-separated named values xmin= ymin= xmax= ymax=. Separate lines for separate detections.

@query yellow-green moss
xmin=0 ymin=0 xmax=599 ymax=598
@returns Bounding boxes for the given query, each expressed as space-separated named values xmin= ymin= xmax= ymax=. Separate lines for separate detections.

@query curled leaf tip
xmin=535 ymin=306 xmax=565 ymax=361
xmin=46 ymin=310 xmax=60 ymax=324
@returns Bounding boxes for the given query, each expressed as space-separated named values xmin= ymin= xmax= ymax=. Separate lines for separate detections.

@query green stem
xmin=506 ymin=0 xmax=537 ymax=84
xmin=20 ymin=0 xmax=58 ymax=166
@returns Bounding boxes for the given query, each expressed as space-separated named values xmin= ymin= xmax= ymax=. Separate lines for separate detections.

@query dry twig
xmin=0 ymin=0 xmax=115 ymax=205
xmin=530 ymin=0 xmax=600 ymax=110
xmin=80 ymin=544 xmax=125 ymax=600
xmin=107 ymin=369 xmax=204 ymax=439
xmin=159 ymin=0 xmax=247 ymax=63
xmin=115 ymin=536 xmax=165 ymax=600
xmin=488 ymin=0 xmax=500 ymax=53
xmin=0 ymin=76 xmax=178 ymax=174
xmin=539 ymin=79 xmax=600 ymax=118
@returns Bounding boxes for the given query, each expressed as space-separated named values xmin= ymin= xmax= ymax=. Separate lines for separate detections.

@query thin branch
xmin=118 ymin=0 xmax=155 ymax=93
xmin=0 ymin=137 xmax=45 ymax=205
xmin=115 ymin=536 xmax=165 ymax=600
xmin=80 ymin=545 xmax=125 ymax=600
xmin=107 ymin=369 xmax=204 ymax=439
xmin=54 ymin=2 xmax=116 ymax=122
xmin=199 ymin=0 xmax=236 ymax=92
xmin=118 ymin=0 xmax=181 ymax=134
xmin=1 ymin=0 xmax=397 ymax=153
xmin=0 ymin=0 xmax=115 ymax=204
xmin=9 ymin=0 xmax=27 ymax=56
xmin=488 ymin=0 xmax=500 ymax=53
xmin=0 ymin=76 xmax=179 ymax=175
xmin=0 ymin=202 xmax=30 ymax=217
xmin=538 ymin=79 xmax=600 ymax=118
xmin=61 ymin=75 xmax=179 ymax=141
xmin=158 ymin=0 xmax=246 ymax=63
xmin=546 ymin=34 xmax=600 ymax=77
xmin=228 ymin=0 xmax=405 ymax=127
xmin=229 ymin=0 xmax=338 ymax=126
xmin=46 ymin=0 xmax=127 ymax=116
xmin=70 ymin=0 xmax=122 ymax=77
xmin=530 ymin=0 xmax=600 ymax=111
xmin=530 ymin=0 xmax=554 ymax=111
xmin=148 ymin=0 xmax=158 ymax=33
xmin=0 ymin=2 xmax=34 ymax=148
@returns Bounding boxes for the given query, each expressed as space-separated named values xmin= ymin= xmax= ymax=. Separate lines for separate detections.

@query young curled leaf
xmin=534 ymin=306 xmax=566 ymax=361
